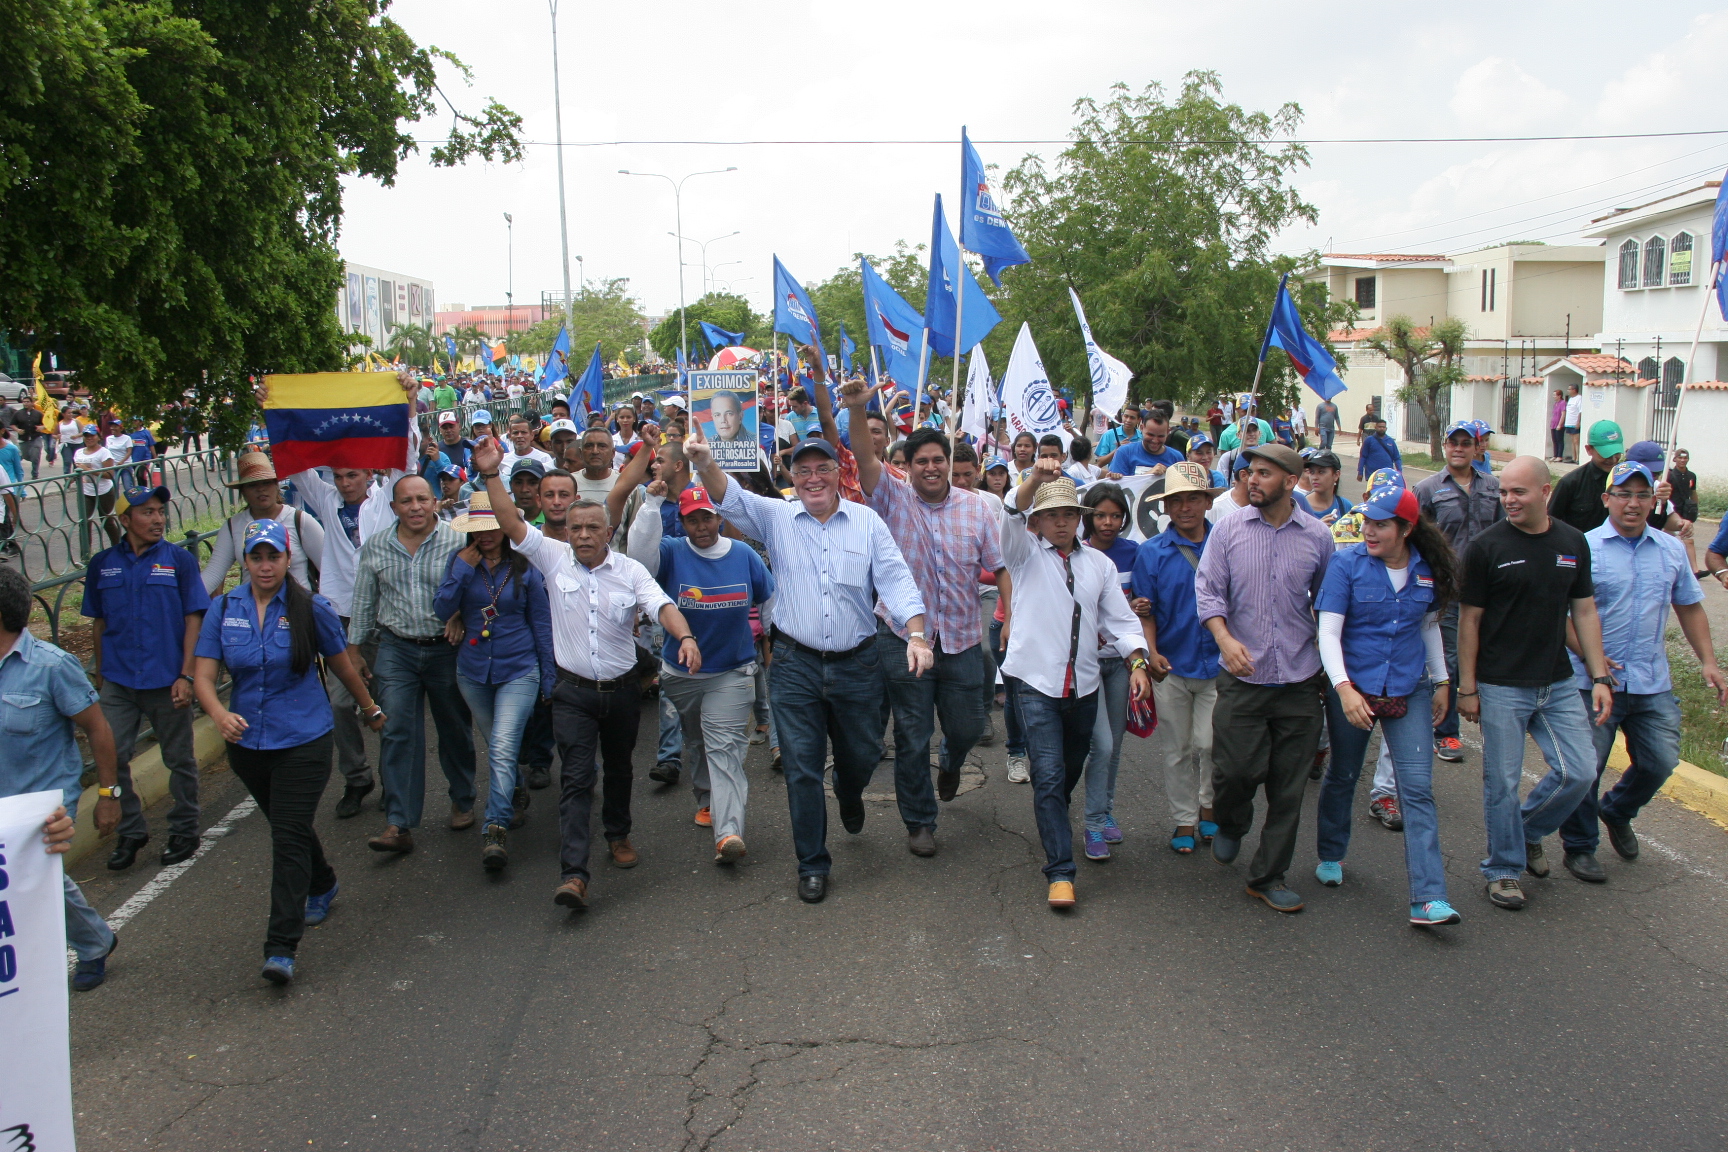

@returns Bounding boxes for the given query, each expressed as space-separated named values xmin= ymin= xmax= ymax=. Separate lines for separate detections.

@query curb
xmin=1605 ymin=735 xmax=1728 ymax=832
xmin=64 ymin=712 xmax=229 ymax=867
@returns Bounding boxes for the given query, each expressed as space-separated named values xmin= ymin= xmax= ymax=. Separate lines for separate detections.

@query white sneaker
xmin=1006 ymin=755 xmax=1030 ymax=783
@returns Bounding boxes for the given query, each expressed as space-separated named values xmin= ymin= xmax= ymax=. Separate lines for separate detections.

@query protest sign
xmin=0 ymin=790 xmax=77 ymax=1151
xmin=689 ymin=370 xmax=761 ymax=472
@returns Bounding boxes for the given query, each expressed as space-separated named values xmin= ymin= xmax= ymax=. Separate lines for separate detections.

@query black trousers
xmin=1210 ymin=673 xmax=1325 ymax=891
xmin=227 ymin=734 xmax=336 ymax=958
xmin=552 ymin=673 xmax=642 ymax=882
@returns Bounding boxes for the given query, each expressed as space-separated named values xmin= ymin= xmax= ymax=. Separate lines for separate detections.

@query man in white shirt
xmin=574 ymin=427 xmax=620 ymax=509
xmin=502 ymin=414 xmax=555 ymax=473
xmin=201 ymin=451 xmax=324 ymax=596
xmin=471 ymin=435 xmax=701 ymax=911
xmin=1002 ymin=458 xmax=1152 ymax=909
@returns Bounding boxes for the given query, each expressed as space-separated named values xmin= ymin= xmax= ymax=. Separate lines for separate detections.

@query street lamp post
xmin=619 ymin=168 xmax=737 ymax=371
xmin=666 ymin=230 xmax=740 ymax=295
xmin=548 ymin=1 xmax=573 ymax=330
xmin=504 ymin=212 xmax=514 ymax=337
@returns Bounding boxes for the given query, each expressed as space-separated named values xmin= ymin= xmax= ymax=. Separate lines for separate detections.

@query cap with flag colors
xmin=262 ymin=372 xmax=410 ymax=475
xmin=960 ymin=128 xmax=1031 ymax=286
xmin=1258 ymin=273 xmax=1346 ymax=401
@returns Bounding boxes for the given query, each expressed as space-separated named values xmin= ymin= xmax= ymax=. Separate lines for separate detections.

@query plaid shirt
xmin=869 ymin=474 xmax=1003 ymax=650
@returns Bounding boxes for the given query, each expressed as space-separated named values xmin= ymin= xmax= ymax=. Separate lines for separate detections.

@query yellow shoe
xmin=1047 ymin=880 xmax=1076 ymax=908
xmin=694 ymin=806 xmax=712 ymax=828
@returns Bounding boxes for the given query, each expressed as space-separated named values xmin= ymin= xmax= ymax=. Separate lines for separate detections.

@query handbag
xmin=1362 ymin=692 xmax=1408 ymax=719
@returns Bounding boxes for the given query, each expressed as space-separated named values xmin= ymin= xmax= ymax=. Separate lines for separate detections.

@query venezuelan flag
xmin=262 ymin=372 xmax=409 ymax=475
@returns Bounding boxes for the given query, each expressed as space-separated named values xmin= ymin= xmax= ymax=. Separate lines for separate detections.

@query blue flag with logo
xmin=772 ymin=256 xmax=825 ymax=361
xmin=540 ymin=324 xmax=572 ymax=390
xmin=960 ymin=128 xmax=1030 ymax=286
xmin=1258 ymin=273 xmax=1346 ymax=401
xmin=698 ymin=320 xmax=747 ymax=350
xmin=861 ymin=258 xmax=925 ymax=387
xmin=444 ymin=335 xmax=459 ymax=366
xmin=925 ymin=194 xmax=1001 ymax=360
xmin=1711 ymin=170 xmax=1728 ymax=320
xmin=838 ymin=324 xmax=855 ymax=377
xmin=576 ymin=342 xmax=605 ymax=416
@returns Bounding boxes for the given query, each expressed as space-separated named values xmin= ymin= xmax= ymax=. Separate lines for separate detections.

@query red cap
xmin=628 ymin=440 xmax=648 ymax=458
xmin=679 ymin=486 xmax=717 ymax=517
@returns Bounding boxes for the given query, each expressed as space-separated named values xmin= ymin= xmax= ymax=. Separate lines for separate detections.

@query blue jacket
xmin=434 ymin=553 xmax=556 ymax=687
xmin=1130 ymin=525 xmax=1220 ymax=681
xmin=1356 ymin=433 xmax=1402 ymax=481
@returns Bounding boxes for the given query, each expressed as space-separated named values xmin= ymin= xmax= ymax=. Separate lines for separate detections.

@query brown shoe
xmin=449 ymin=805 xmax=474 ymax=831
xmin=368 ymin=825 xmax=415 ymax=854
xmin=553 ymin=877 xmax=588 ymax=910
xmin=609 ymin=837 xmax=639 ymax=868
xmin=937 ymin=768 xmax=961 ymax=802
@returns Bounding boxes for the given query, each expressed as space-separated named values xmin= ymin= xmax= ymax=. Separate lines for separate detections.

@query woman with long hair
xmin=1311 ymin=482 xmax=1462 ymax=927
xmin=1010 ymin=431 xmax=1037 ymax=481
xmin=433 ymin=491 xmax=554 ymax=871
xmin=193 ymin=520 xmax=383 ymax=985
xmin=1078 ymin=483 xmax=1138 ymax=859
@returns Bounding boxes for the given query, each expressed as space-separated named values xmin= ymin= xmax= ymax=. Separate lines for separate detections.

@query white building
xmin=337 ymin=262 xmax=435 ymax=348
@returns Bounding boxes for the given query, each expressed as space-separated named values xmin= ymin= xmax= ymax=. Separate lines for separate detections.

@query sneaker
xmin=694 ymin=806 xmax=713 ymax=828
xmin=1315 ymin=861 xmax=1343 ymax=887
xmin=1102 ymin=817 xmax=1123 ymax=844
xmin=1524 ymin=840 xmax=1550 ymax=878
xmin=1486 ymin=878 xmax=1526 ymax=910
xmin=1083 ymin=829 xmax=1111 ymax=861
xmin=1369 ymin=795 xmax=1404 ymax=831
xmin=715 ymin=834 xmax=747 ymax=864
xmin=770 ymin=748 xmax=783 ymax=773
xmin=261 ymin=955 xmax=296 ymax=985
xmin=1434 ymin=736 xmax=1464 ymax=762
xmin=482 ymin=824 xmax=509 ymax=872
xmin=1006 ymin=755 xmax=1030 ymax=783
xmin=750 ymin=726 xmax=768 ymax=746
xmin=304 ymin=881 xmax=340 ymax=926
xmin=1246 ymin=885 xmax=1305 ymax=913
xmin=1410 ymin=900 xmax=1462 ymax=926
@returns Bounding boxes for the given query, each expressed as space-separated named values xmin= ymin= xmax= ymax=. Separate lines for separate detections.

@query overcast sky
xmin=338 ymin=1 xmax=1728 ymax=319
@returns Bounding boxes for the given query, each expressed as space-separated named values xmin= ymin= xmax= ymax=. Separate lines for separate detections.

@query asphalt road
xmin=65 ymin=689 xmax=1728 ymax=1151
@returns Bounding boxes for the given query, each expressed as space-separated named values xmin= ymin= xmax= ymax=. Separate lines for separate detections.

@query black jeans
xmin=1210 ymin=672 xmax=1325 ymax=890
xmin=227 ymin=734 xmax=337 ymax=958
xmin=551 ymin=672 xmax=641 ymax=882
xmin=877 ymin=623 xmax=986 ymax=831
xmin=519 ymin=695 xmax=555 ymax=773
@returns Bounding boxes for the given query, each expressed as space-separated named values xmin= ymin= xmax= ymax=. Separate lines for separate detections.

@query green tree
xmin=648 ymin=293 xmax=765 ymax=362
xmin=384 ymin=323 xmax=434 ymax=367
xmin=805 ymin=243 xmax=929 ymax=377
xmin=994 ymin=72 xmax=1353 ymax=415
xmin=1 ymin=0 xmax=522 ymax=446
xmin=1366 ymin=315 xmax=1469 ymax=461
xmin=514 ymin=279 xmax=648 ymax=365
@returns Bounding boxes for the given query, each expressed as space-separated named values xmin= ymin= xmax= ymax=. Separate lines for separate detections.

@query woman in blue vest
xmin=1312 ymin=481 xmax=1462 ymax=927
xmin=433 ymin=491 xmax=555 ymax=872
xmin=193 ymin=520 xmax=384 ymax=985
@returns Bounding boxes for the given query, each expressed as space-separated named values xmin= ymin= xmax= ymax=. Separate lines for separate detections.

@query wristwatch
xmin=180 ymin=673 xmax=195 ymax=685
xmin=1592 ymin=675 xmax=1616 ymax=687
xmin=98 ymin=784 xmax=124 ymax=799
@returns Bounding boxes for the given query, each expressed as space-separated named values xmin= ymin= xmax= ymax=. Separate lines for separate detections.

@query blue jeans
xmin=1432 ymin=604 xmax=1460 ymax=739
xmin=1320 ymin=428 xmax=1336 ymax=451
xmin=989 ymin=618 xmax=1025 ymax=756
xmin=1477 ymin=680 xmax=1597 ymax=881
xmin=62 ymin=799 xmax=115 ymax=962
xmin=1317 ymin=682 xmax=1448 ymax=903
xmin=1083 ymin=656 xmax=1130 ymax=831
xmin=878 ymin=623 xmax=986 ymax=832
xmin=457 ymin=671 xmax=540 ymax=828
xmin=1017 ymin=685 xmax=1099 ymax=881
xmin=1559 ymin=689 xmax=1682 ymax=854
xmin=374 ymin=633 xmax=477 ymax=830
xmin=753 ymin=662 xmax=777 ymax=751
xmin=650 ymin=623 xmax=682 ymax=768
xmin=769 ymin=637 xmax=886 ymax=877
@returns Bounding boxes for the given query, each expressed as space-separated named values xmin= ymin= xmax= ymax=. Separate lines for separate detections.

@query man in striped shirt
xmin=347 ymin=474 xmax=475 ymax=854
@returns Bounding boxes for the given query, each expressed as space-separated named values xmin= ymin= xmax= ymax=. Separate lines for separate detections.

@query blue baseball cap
xmin=1608 ymin=460 xmax=1655 ymax=489
xmin=983 ymin=455 xmax=1010 ymax=473
xmin=1444 ymin=420 xmax=1475 ymax=441
xmin=1470 ymin=419 xmax=1492 ymax=439
xmin=243 ymin=518 xmax=289 ymax=553
xmin=82 ymin=423 xmax=100 ymax=436
xmin=1624 ymin=440 xmax=1665 ymax=474
xmin=123 ymin=484 xmax=170 ymax=507
xmin=471 ymin=410 xmax=494 ymax=426
xmin=1366 ymin=467 xmax=1404 ymax=490
xmin=436 ymin=462 xmax=463 ymax=481
xmin=789 ymin=437 xmax=838 ymax=465
xmin=1187 ymin=432 xmax=1214 ymax=449
xmin=1361 ymin=482 xmax=1420 ymax=523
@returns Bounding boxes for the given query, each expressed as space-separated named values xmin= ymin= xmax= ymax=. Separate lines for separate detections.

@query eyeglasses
xmin=1606 ymin=489 xmax=1654 ymax=502
xmin=791 ymin=464 xmax=838 ymax=479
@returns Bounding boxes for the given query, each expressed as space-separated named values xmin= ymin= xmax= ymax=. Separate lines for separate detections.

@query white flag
xmin=1001 ymin=323 xmax=1069 ymax=449
xmin=1069 ymin=287 xmax=1133 ymax=420
xmin=960 ymin=347 xmax=991 ymax=442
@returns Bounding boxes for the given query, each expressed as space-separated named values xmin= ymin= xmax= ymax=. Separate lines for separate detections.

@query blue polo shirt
xmin=129 ymin=427 xmax=156 ymax=461
xmin=82 ymin=537 xmax=211 ymax=690
xmin=1356 ymin=433 xmax=1403 ymax=480
xmin=1109 ymin=440 xmax=1185 ymax=475
xmin=1130 ymin=524 xmax=1220 ymax=681
xmin=195 ymin=584 xmax=350 ymax=750
xmin=1569 ymin=522 xmax=1702 ymax=694
xmin=1709 ymin=517 xmax=1728 ymax=561
xmin=0 ymin=631 xmax=100 ymax=807
xmin=1314 ymin=543 xmax=1435 ymax=696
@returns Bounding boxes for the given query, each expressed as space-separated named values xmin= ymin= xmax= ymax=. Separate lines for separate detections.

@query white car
xmin=0 ymin=374 xmax=25 ymax=403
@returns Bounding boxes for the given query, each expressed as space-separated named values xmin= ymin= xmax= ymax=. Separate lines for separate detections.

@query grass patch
xmin=1667 ymin=628 xmax=1727 ymax=777
xmin=1695 ymin=482 xmax=1727 ymax=521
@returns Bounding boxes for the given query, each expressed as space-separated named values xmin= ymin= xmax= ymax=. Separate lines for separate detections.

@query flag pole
xmin=951 ymin=247 xmax=966 ymax=435
xmin=1244 ymin=272 xmax=1288 ymax=440
xmin=1668 ymin=259 xmax=1719 ymax=454
xmin=914 ymin=327 xmax=931 ymax=433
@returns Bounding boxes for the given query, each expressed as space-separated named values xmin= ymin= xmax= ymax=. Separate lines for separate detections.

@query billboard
xmin=364 ymin=277 xmax=380 ymax=343
xmin=689 ymin=370 xmax=760 ymax=472
xmin=346 ymin=271 xmax=363 ymax=332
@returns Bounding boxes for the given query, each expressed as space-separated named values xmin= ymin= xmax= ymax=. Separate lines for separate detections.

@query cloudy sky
xmin=338 ymin=1 xmax=1728 ymax=318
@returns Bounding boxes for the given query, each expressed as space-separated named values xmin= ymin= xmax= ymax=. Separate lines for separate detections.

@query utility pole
xmin=548 ymin=0 xmax=573 ymax=330
xmin=619 ymin=169 xmax=737 ymax=371
xmin=504 ymin=212 xmax=514 ymax=336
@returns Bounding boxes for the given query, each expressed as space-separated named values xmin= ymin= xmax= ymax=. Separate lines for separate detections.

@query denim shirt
xmin=433 ymin=553 xmax=556 ymax=687
xmin=1315 ymin=544 xmax=1435 ymax=697
xmin=195 ymin=584 xmax=350 ymax=750
xmin=82 ymin=537 xmax=211 ymax=690
xmin=1414 ymin=469 xmax=1501 ymax=556
xmin=1569 ymin=523 xmax=1702 ymax=694
xmin=0 ymin=631 xmax=100 ymax=806
xmin=1130 ymin=525 xmax=1221 ymax=681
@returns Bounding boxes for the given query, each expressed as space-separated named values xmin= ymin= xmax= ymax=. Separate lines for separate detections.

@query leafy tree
xmin=384 ymin=323 xmax=434 ymax=367
xmin=993 ymin=72 xmax=1353 ymax=415
xmin=513 ymin=279 xmax=647 ymax=365
xmin=648 ymin=292 xmax=765 ymax=362
xmin=444 ymin=323 xmax=488 ymax=355
xmin=1366 ymin=315 xmax=1469 ymax=460
xmin=0 ymin=0 xmax=522 ymax=446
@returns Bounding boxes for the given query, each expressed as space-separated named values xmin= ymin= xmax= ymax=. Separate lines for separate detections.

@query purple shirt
xmin=1193 ymin=500 xmax=1334 ymax=686
xmin=868 ymin=475 xmax=1003 ymax=650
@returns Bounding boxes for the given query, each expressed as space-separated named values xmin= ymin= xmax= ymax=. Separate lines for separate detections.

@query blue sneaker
xmin=1315 ymin=861 xmax=1344 ymax=887
xmin=304 ymin=881 xmax=339 ymax=927
xmin=72 ymin=936 xmax=116 ymax=992
xmin=1410 ymin=900 xmax=1462 ymax=926
xmin=261 ymin=955 xmax=296 ymax=985
xmin=1083 ymin=828 xmax=1111 ymax=861
xmin=1102 ymin=817 xmax=1123 ymax=844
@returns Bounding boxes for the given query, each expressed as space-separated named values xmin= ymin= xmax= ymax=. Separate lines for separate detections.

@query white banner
xmin=1069 ymin=288 xmax=1133 ymax=421
xmin=1080 ymin=471 xmax=1164 ymax=543
xmin=0 ymin=790 xmax=77 ymax=1151
xmin=960 ymin=347 xmax=991 ymax=443
xmin=1000 ymin=323 xmax=1069 ymax=450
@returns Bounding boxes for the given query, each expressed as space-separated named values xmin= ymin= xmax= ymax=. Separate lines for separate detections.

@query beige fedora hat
xmin=225 ymin=451 xmax=279 ymax=488
xmin=450 ymin=490 xmax=502 ymax=533
xmin=1026 ymin=476 xmax=1086 ymax=515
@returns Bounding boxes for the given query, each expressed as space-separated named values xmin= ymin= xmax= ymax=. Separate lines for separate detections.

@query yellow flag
xmin=29 ymin=353 xmax=58 ymax=429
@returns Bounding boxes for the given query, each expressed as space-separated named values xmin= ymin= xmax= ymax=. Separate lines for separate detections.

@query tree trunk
xmin=1427 ymin=383 xmax=1445 ymax=462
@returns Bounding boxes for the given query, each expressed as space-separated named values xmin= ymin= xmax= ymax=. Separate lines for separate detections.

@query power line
xmin=412 ymin=128 xmax=1728 ymax=148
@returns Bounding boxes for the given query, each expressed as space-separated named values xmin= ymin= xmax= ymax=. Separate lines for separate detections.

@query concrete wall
xmin=1515 ymin=381 xmax=1551 ymax=458
xmin=1676 ymin=390 xmax=1728 ymax=483
xmin=1378 ymin=268 xmax=1451 ymax=330
xmin=1511 ymin=258 xmax=1604 ymax=340
xmin=1599 ymin=204 xmax=1726 ymax=340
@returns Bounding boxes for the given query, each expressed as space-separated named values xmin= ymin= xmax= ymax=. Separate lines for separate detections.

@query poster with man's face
xmin=689 ymin=370 xmax=760 ymax=472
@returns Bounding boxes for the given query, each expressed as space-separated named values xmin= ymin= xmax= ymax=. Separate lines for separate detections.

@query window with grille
xmin=1643 ymin=235 xmax=1667 ymax=287
xmin=1354 ymin=276 xmax=1376 ymax=308
xmin=1618 ymin=239 xmax=1640 ymax=289
xmin=1670 ymin=232 xmax=1694 ymax=286
xmin=1638 ymin=356 xmax=1660 ymax=382
xmin=1663 ymin=356 xmax=1685 ymax=392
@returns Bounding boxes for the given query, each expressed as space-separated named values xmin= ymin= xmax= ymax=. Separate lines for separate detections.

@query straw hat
xmin=450 ymin=490 xmax=502 ymax=533
xmin=225 ymin=451 xmax=279 ymax=488
xmin=1149 ymin=461 xmax=1225 ymax=502
xmin=1026 ymin=477 xmax=1086 ymax=515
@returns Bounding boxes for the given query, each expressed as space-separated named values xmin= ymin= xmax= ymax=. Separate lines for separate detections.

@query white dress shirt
xmin=288 ymin=468 xmax=402 ymax=616
xmin=516 ymin=525 xmax=671 ymax=680
xmin=999 ymin=493 xmax=1145 ymax=699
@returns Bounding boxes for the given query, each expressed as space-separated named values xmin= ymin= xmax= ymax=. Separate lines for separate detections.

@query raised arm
xmin=803 ymin=343 xmax=842 ymax=448
xmin=839 ymin=376 xmax=881 ymax=496
xmin=626 ymin=489 xmax=667 ymax=571
xmin=607 ymin=437 xmax=658 ymax=527
xmin=471 ymin=435 xmax=528 ymax=545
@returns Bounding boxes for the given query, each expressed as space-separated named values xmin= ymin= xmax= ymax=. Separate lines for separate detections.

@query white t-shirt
xmin=576 ymin=470 xmax=618 ymax=505
xmin=503 ymin=445 xmax=555 ymax=472
xmin=1564 ymin=394 xmax=1582 ymax=427
xmin=105 ymin=433 xmax=135 ymax=462
xmin=57 ymin=419 xmax=82 ymax=448
xmin=73 ymin=446 xmax=117 ymax=496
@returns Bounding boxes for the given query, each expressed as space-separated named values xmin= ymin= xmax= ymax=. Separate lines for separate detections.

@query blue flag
xmin=861 ymin=258 xmax=925 ymax=386
xmin=540 ymin=324 xmax=572 ymax=390
xmin=477 ymin=338 xmax=493 ymax=368
xmin=1711 ymin=171 xmax=1728 ymax=321
xmin=838 ymin=324 xmax=856 ymax=377
xmin=698 ymin=320 xmax=748 ymax=350
xmin=960 ymin=128 xmax=1030 ymax=286
xmin=675 ymin=345 xmax=688 ymax=391
xmin=1258 ymin=273 xmax=1346 ymax=401
xmin=925 ymin=194 xmax=1002 ymax=360
xmin=576 ymin=342 xmax=605 ymax=415
xmin=444 ymin=335 xmax=459 ymax=366
xmin=772 ymin=256 xmax=825 ymax=360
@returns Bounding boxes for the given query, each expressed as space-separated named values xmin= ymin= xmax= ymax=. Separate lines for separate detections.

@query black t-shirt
xmin=1548 ymin=460 xmax=1610 ymax=533
xmin=1460 ymin=518 xmax=1594 ymax=687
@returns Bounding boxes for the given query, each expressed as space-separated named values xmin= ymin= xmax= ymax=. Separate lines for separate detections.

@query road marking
xmin=66 ymin=798 xmax=258 ymax=972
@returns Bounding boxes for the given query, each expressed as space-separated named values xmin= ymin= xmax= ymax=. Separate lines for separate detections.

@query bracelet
xmin=478 ymin=471 xmax=499 ymax=480
xmin=1457 ymin=689 xmax=1478 ymax=697
xmin=675 ymin=635 xmax=697 ymax=645
xmin=364 ymin=704 xmax=384 ymax=718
